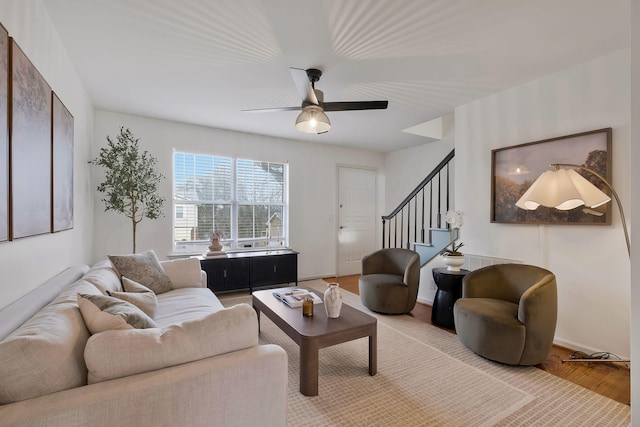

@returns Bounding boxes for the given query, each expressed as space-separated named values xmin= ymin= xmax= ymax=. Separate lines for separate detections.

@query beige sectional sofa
xmin=0 ymin=255 xmax=288 ymax=427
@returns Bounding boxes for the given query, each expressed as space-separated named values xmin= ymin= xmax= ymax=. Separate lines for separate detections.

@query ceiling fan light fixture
xmin=295 ymin=105 xmax=331 ymax=134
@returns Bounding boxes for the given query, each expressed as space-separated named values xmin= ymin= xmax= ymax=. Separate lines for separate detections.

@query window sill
xmin=167 ymin=247 xmax=293 ymax=259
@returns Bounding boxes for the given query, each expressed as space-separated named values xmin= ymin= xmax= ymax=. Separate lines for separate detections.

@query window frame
xmin=172 ymin=151 xmax=289 ymax=253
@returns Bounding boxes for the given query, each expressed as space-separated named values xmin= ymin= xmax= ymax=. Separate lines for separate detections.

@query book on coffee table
xmin=273 ymin=287 xmax=323 ymax=308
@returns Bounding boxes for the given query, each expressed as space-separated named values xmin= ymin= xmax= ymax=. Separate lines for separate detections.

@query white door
xmin=338 ymin=166 xmax=377 ymax=276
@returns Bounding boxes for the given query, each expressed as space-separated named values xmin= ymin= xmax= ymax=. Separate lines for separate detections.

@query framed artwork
xmin=0 ymin=25 xmax=7 ymax=242
xmin=491 ymin=128 xmax=612 ymax=225
xmin=10 ymin=39 xmax=52 ymax=239
xmin=52 ymin=92 xmax=73 ymax=232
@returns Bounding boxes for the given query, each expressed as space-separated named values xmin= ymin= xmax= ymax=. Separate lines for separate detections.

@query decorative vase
xmin=209 ymin=238 xmax=223 ymax=252
xmin=442 ymin=254 xmax=465 ymax=272
xmin=324 ymin=282 xmax=343 ymax=318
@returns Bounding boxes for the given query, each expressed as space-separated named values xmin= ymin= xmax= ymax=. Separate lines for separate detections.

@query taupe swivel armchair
xmin=358 ymin=248 xmax=420 ymax=314
xmin=453 ymin=264 xmax=557 ymax=366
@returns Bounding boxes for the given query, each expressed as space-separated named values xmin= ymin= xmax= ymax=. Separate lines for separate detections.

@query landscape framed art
xmin=491 ymin=128 xmax=612 ymax=225
xmin=10 ymin=39 xmax=52 ymax=239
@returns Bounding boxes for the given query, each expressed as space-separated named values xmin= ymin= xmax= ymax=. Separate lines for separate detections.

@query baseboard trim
xmin=552 ymin=337 xmax=629 ymax=361
xmin=416 ymin=296 xmax=433 ymax=306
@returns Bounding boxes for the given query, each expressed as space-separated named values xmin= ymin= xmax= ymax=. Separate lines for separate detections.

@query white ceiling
xmin=42 ymin=0 xmax=629 ymax=153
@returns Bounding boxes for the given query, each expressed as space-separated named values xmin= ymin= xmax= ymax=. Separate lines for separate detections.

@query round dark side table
xmin=431 ymin=267 xmax=470 ymax=330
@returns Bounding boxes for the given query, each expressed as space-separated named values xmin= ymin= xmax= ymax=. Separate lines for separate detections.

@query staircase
xmin=381 ymin=149 xmax=458 ymax=266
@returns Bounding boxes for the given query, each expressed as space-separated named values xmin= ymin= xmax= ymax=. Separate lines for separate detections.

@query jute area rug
xmin=220 ymin=280 xmax=630 ymax=426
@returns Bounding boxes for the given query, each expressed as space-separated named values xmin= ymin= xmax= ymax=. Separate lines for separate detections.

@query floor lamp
xmin=515 ymin=163 xmax=630 ymax=364
xmin=515 ymin=163 xmax=629 ymax=256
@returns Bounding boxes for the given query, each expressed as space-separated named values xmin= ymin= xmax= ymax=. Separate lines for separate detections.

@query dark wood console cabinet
xmin=199 ymin=250 xmax=298 ymax=293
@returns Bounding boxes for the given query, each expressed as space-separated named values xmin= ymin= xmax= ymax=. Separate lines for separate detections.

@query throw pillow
xmin=77 ymin=293 xmax=157 ymax=335
xmin=160 ymin=258 xmax=203 ymax=288
xmin=108 ymin=250 xmax=173 ymax=294
xmin=107 ymin=277 xmax=158 ymax=318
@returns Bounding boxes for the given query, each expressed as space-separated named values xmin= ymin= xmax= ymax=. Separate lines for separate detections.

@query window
xmin=173 ymin=152 xmax=288 ymax=253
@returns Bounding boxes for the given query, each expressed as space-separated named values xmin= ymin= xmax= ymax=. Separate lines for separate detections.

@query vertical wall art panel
xmin=52 ymin=92 xmax=73 ymax=232
xmin=10 ymin=39 xmax=52 ymax=239
xmin=0 ymin=26 xmax=7 ymax=242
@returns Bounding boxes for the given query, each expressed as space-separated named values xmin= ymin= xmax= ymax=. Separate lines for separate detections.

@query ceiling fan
xmin=243 ymin=67 xmax=388 ymax=134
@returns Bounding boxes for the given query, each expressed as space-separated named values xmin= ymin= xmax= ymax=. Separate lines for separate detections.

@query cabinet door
xmin=224 ymin=258 xmax=250 ymax=291
xmin=200 ymin=258 xmax=226 ymax=292
xmin=251 ymin=256 xmax=276 ymax=288
xmin=275 ymin=254 xmax=297 ymax=284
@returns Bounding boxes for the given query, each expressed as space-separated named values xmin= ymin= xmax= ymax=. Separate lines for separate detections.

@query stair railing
xmin=382 ymin=149 xmax=455 ymax=249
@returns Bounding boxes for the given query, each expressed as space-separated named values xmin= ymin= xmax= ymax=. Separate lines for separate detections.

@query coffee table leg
xmin=300 ymin=338 xmax=319 ymax=396
xmin=369 ymin=326 xmax=377 ymax=376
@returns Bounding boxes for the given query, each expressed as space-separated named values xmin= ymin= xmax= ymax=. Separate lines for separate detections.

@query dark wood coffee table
xmin=252 ymin=288 xmax=377 ymax=396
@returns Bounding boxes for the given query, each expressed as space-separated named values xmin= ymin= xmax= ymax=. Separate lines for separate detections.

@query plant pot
xmin=209 ymin=238 xmax=223 ymax=252
xmin=442 ymin=254 xmax=465 ymax=272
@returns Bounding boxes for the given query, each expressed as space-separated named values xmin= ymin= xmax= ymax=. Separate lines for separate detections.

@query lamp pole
xmin=554 ymin=163 xmax=631 ymax=365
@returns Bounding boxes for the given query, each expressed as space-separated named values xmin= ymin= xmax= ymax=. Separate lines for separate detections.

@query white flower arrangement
xmin=446 ymin=210 xmax=464 ymax=229
xmin=441 ymin=210 xmax=464 ymax=256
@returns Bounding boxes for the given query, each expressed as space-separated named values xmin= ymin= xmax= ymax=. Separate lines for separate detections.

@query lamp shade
xmin=295 ymin=105 xmax=331 ymax=134
xmin=515 ymin=168 xmax=611 ymax=211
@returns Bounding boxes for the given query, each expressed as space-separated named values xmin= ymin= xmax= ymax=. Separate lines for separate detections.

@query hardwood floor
xmin=325 ymin=274 xmax=630 ymax=405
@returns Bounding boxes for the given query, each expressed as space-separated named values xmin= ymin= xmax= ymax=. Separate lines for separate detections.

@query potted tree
xmin=91 ymin=127 xmax=165 ymax=253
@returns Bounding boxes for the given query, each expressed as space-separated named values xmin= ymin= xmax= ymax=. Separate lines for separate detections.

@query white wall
xmin=455 ymin=49 xmax=631 ymax=357
xmin=93 ymin=110 xmax=385 ymax=280
xmin=0 ymin=0 xmax=94 ymax=309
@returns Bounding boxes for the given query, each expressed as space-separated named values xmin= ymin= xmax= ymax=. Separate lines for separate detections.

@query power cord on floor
xmin=562 ymin=350 xmax=630 ymax=368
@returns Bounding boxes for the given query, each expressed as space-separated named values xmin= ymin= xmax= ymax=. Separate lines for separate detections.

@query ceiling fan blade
xmin=290 ymin=67 xmax=318 ymax=105
xmin=242 ymin=106 xmax=302 ymax=113
xmin=322 ymin=101 xmax=388 ymax=112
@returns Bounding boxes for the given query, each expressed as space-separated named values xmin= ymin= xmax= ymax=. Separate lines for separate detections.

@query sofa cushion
xmin=82 ymin=260 xmax=123 ymax=295
xmin=107 ymin=277 xmax=158 ymax=317
xmin=77 ymin=294 xmax=158 ymax=334
xmin=153 ymin=287 xmax=225 ymax=328
xmin=109 ymin=250 xmax=173 ymax=295
xmin=160 ymin=258 xmax=203 ymax=289
xmin=0 ymin=280 xmax=101 ymax=404
xmin=84 ymin=303 xmax=259 ymax=383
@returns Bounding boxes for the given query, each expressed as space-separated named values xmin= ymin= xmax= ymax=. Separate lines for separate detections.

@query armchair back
xmin=455 ymin=263 xmax=557 ymax=365
xmin=462 ymin=263 xmax=554 ymax=304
